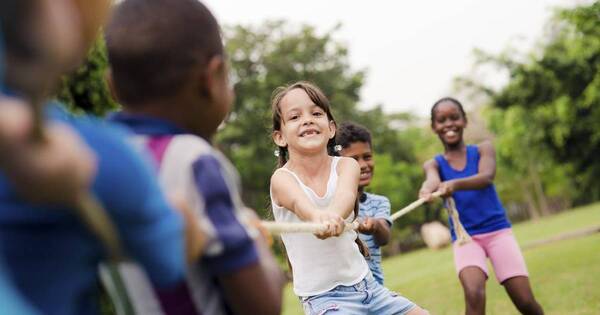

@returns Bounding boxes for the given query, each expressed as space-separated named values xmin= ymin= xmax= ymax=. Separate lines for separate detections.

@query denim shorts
xmin=300 ymin=272 xmax=416 ymax=315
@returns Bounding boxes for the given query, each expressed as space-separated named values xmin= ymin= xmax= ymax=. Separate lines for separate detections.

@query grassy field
xmin=282 ymin=202 xmax=600 ymax=315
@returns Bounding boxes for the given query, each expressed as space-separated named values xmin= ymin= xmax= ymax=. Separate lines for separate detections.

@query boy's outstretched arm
xmin=358 ymin=217 xmax=391 ymax=246
xmin=358 ymin=195 xmax=392 ymax=246
xmin=437 ymin=141 xmax=496 ymax=196
xmin=419 ymin=159 xmax=441 ymax=201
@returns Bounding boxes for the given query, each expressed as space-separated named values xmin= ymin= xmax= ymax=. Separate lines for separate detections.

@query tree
xmin=455 ymin=1 xmax=600 ymax=208
xmin=58 ymin=35 xmax=118 ymax=116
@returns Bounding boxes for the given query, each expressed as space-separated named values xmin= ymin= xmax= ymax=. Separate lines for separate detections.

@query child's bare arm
xmin=438 ymin=141 xmax=496 ymax=196
xmin=328 ymin=157 xmax=360 ymax=219
xmin=271 ymin=171 xmax=321 ymax=221
xmin=419 ymin=159 xmax=441 ymax=201
xmin=167 ymin=194 xmax=206 ymax=265
xmin=271 ymin=170 xmax=344 ymax=238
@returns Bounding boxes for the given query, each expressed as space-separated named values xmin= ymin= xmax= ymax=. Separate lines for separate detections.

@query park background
xmin=59 ymin=1 xmax=599 ymax=314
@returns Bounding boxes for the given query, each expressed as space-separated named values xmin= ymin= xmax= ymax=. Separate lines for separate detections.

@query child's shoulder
xmin=159 ymin=134 xmax=241 ymax=189
xmin=423 ymin=158 xmax=440 ymax=169
xmin=472 ymin=140 xmax=495 ymax=156
xmin=336 ymin=155 xmax=358 ymax=164
xmin=335 ymin=156 xmax=360 ymax=172
xmin=270 ymin=166 xmax=295 ymax=187
xmin=46 ymin=102 xmax=129 ymax=140
xmin=474 ymin=140 xmax=494 ymax=149
xmin=164 ymin=134 xmax=218 ymax=163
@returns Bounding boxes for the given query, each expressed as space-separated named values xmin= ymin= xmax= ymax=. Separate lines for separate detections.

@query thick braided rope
xmin=260 ymin=191 xmax=471 ymax=245
xmin=445 ymin=197 xmax=471 ymax=245
xmin=260 ymin=220 xmax=359 ymax=235
xmin=389 ymin=191 xmax=443 ymax=221
xmin=261 ymin=192 xmax=442 ymax=235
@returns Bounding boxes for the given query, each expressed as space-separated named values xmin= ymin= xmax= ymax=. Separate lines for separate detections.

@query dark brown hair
xmin=430 ymin=97 xmax=467 ymax=126
xmin=336 ymin=121 xmax=372 ymax=149
xmin=105 ymin=0 xmax=223 ymax=105
xmin=271 ymin=81 xmax=337 ymax=167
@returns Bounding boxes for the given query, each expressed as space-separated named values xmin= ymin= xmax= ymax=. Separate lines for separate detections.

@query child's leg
xmin=503 ymin=276 xmax=544 ymax=315
xmin=453 ymin=238 xmax=489 ymax=315
xmin=485 ymin=229 xmax=543 ymax=315
xmin=459 ymin=267 xmax=487 ymax=315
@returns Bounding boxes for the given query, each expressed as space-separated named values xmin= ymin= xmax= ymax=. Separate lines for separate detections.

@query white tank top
xmin=271 ymin=156 xmax=369 ymax=297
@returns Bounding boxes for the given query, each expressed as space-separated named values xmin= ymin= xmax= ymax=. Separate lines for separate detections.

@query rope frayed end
xmin=445 ymin=197 xmax=471 ymax=246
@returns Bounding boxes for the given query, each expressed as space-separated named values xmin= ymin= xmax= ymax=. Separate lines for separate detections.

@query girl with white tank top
xmin=271 ymin=156 xmax=369 ymax=296
xmin=269 ymin=82 xmax=428 ymax=315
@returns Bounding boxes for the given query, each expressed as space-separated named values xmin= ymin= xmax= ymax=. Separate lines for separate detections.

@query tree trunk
xmin=521 ymin=181 xmax=540 ymax=220
xmin=528 ymin=159 xmax=551 ymax=216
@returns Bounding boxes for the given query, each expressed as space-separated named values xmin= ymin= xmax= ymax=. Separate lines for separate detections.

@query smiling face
xmin=431 ymin=100 xmax=467 ymax=147
xmin=340 ymin=141 xmax=374 ymax=189
xmin=273 ymin=88 xmax=336 ymax=156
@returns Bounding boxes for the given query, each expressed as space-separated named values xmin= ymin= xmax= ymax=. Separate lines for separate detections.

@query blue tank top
xmin=435 ymin=145 xmax=511 ymax=240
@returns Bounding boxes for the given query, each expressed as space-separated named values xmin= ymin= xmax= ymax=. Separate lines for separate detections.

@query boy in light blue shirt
xmin=337 ymin=121 xmax=392 ymax=285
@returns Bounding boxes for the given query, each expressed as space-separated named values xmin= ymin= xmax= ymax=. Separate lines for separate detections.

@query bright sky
xmin=204 ymin=0 xmax=578 ymax=116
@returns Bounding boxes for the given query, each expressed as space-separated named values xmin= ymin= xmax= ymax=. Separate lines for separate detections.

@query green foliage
xmin=457 ymin=1 xmax=600 ymax=208
xmin=58 ymin=35 xmax=119 ymax=116
xmin=369 ymin=154 xmax=422 ymax=224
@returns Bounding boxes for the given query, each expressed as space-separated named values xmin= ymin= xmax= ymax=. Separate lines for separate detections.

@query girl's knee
xmin=464 ymin=285 xmax=485 ymax=304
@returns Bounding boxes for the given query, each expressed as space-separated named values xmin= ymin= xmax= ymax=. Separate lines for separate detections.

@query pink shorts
xmin=453 ymin=228 xmax=528 ymax=283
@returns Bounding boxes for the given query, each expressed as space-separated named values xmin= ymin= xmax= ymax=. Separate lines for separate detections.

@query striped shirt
xmin=110 ymin=113 xmax=259 ymax=315
xmin=358 ymin=192 xmax=392 ymax=285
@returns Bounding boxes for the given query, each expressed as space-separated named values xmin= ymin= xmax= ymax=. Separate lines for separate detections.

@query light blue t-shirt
xmin=358 ymin=192 xmax=392 ymax=285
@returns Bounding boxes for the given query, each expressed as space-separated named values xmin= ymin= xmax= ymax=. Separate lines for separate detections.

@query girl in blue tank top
xmin=419 ymin=97 xmax=544 ymax=315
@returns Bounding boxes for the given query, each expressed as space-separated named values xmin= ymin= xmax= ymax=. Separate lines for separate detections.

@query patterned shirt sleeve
xmin=192 ymin=155 xmax=259 ymax=275
xmin=373 ymin=196 xmax=393 ymax=227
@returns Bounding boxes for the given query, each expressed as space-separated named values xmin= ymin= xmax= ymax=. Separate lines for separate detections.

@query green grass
xmin=282 ymin=202 xmax=600 ymax=315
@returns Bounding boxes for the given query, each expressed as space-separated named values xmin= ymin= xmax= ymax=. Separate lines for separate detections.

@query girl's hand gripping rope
xmin=311 ymin=210 xmax=345 ymax=239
